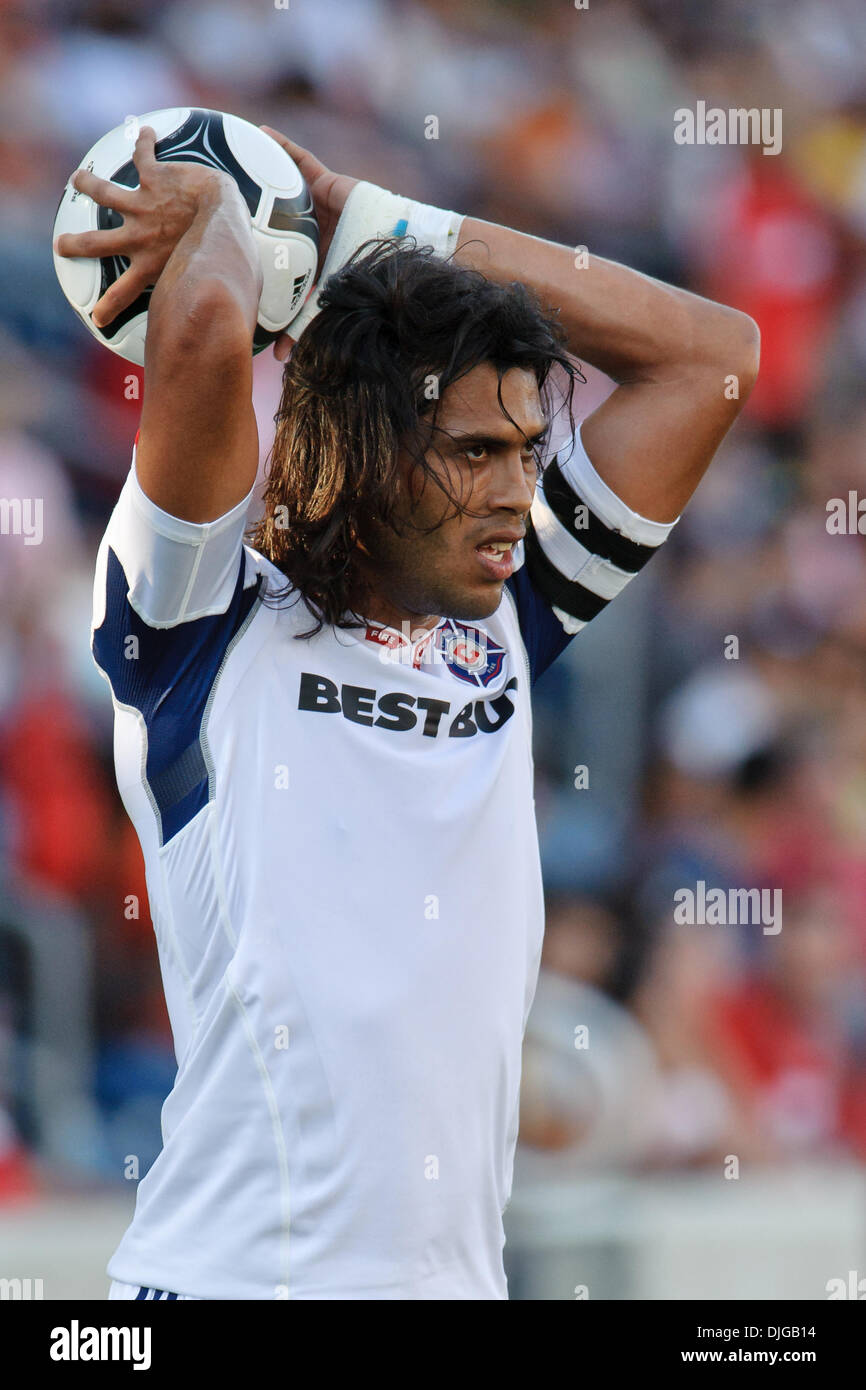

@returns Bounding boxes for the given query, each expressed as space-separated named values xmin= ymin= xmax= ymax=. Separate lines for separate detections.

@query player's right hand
xmin=53 ymin=125 xmax=238 ymax=329
xmin=259 ymin=127 xmax=357 ymax=275
xmin=259 ymin=126 xmax=358 ymax=360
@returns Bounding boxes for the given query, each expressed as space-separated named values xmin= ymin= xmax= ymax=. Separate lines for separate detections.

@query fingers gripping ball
xmin=52 ymin=107 xmax=319 ymax=365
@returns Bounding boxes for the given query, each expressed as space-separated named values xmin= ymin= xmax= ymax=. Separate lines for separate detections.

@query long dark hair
xmin=247 ymin=237 xmax=582 ymax=636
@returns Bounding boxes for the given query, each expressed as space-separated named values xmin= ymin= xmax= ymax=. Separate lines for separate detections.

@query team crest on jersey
xmin=438 ymin=620 xmax=506 ymax=687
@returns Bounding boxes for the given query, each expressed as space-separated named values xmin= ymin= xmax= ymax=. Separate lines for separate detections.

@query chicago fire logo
xmin=437 ymin=620 xmax=506 ymax=687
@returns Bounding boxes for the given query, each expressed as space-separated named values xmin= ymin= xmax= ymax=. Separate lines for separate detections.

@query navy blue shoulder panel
xmin=505 ymin=565 xmax=576 ymax=686
xmin=92 ymin=546 xmax=262 ymax=844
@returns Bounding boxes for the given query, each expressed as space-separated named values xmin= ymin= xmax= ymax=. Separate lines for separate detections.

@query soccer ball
xmin=52 ymin=107 xmax=319 ymax=365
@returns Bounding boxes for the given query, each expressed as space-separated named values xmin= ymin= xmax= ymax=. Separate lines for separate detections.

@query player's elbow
xmin=147 ymin=277 xmax=256 ymax=373
xmin=725 ymin=310 xmax=761 ymax=397
xmin=683 ymin=302 xmax=760 ymax=408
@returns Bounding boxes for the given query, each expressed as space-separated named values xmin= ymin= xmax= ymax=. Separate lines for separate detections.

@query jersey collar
xmin=362 ymin=619 xmax=443 ymax=670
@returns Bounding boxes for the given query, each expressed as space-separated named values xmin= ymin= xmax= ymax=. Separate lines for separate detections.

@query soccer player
xmin=56 ymin=125 xmax=758 ymax=1300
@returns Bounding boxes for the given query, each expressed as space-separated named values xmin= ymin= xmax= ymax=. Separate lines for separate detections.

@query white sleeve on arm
xmin=505 ymin=423 xmax=680 ymax=684
xmin=556 ymin=427 xmax=679 ymax=547
xmin=89 ymin=444 xmax=264 ymax=850
xmin=523 ymin=424 xmax=679 ymax=636
xmin=92 ymin=442 xmax=256 ymax=633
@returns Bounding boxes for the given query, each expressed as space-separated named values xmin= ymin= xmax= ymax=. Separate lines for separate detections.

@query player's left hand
xmin=259 ymin=126 xmax=358 ymax=361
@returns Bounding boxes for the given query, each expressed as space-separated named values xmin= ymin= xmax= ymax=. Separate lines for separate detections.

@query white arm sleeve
xmin=92 ymin=443 xmax=256 ymax=633
xmin=507 ymin=424 xmax=680 ymax=671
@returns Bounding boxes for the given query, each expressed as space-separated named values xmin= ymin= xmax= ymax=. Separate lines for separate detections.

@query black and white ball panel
xmin=53 ymin=107 xmax=319 ymax=365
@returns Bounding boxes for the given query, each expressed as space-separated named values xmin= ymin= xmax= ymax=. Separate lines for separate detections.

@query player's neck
xmin=346 ymin=567 xmax=441 ymax=637
xmin=358 ymin=597 xmax=441 ymax=637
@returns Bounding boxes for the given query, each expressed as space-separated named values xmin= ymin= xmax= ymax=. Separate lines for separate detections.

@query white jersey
xmin=91 ymin=428 xmax=674 ymax=1300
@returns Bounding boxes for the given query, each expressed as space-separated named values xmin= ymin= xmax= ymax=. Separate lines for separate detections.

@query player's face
xmin=355 ymin=363 xmax=545 ymax=629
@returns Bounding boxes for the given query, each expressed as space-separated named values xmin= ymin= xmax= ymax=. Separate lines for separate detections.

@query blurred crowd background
xmin=2 ymin=0 xmax=866 ymax=1297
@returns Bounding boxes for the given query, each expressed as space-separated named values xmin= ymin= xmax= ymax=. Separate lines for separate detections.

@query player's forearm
xmin=136 ymin=169 xmax=261 ymax=525
xmin=147 ymin=170 xmax=262 ymax=349
xmin=455 ymin=217 xmax=756 ymax=385
xmin=455 ymin=215 xmax=759 ymax=523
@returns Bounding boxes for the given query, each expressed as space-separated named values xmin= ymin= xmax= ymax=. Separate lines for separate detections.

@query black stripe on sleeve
xmin=523 ymin=520 xmax=610 ymax=623
xmin=542 ymin=455 xmax=658 ymax=573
